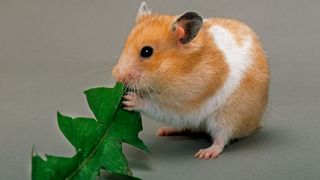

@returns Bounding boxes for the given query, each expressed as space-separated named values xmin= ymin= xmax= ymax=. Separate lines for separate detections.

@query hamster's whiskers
xmin=148 ymin=84 xmax=164 ymax=103
xmin=143 ymin=84 xmax=156 ymax=101
xmin=134 ymin=78 xmax=144 ymax=99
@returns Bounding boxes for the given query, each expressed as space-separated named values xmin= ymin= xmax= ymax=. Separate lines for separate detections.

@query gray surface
xmin=1 ymin=0 xmax=320 ymax=179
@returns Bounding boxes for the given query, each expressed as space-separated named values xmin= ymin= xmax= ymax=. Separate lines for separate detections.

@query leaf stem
xmin=65 ymin=125 xmax=112 ymax=180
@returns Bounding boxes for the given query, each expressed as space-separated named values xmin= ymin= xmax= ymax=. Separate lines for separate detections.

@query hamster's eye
xmin=140 ymin=46 xmax=153 ymax=59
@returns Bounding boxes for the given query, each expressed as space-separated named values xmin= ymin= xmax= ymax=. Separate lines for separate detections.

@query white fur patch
xmin=140 ymin=25 xmax=253 ymax=135
xmin=207 ymin=25 xmax=252 ymax=110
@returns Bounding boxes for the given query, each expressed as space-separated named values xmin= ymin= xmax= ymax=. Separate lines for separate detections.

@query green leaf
xmin=57 ymin=113 xmax=103 ymax=153
xmin=100 ymin=172 xmax=141 ymax=180
xmin=84 ymin=83 xmax=124 ymax=124
xmin=110 ymin=109 xmax=149 ymax=153
xmin=32 ymin=82 xmax=149 ymax=180
xmin=32 ymin=154 xmax=81 ymax=179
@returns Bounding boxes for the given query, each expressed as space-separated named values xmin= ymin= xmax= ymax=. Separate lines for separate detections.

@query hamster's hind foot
xmin=157 ymin=127 xmax=192 ymax=136
xmin=195 ymin=137 xmax=225 ymax=160
xmin=194 ymin=145 xmax=223 ymax=160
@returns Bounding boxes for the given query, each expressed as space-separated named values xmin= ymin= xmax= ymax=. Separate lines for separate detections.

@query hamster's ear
xmin=136 ymin=1 xmax=151 ymax=22
xmin=172 ymin=12 xmax=203 ymax=44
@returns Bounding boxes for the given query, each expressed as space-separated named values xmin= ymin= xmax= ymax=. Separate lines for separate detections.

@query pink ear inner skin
xmin=176 ymin=25 xmax=185 ymax=41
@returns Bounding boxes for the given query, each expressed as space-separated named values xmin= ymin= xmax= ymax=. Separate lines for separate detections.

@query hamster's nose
xmin=115 ymin=73 xmax=134 ymax=85
xmin=112 ymin=67 xmax=125 ymax=83
xmin=116 ymin=75 xmax=126 ymax=84
xmin=112 ymin=66 xmax=140 ymax=85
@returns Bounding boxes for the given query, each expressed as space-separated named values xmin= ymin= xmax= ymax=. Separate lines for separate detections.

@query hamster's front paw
xmin=122 ymin=92 xmax=144 ymax=111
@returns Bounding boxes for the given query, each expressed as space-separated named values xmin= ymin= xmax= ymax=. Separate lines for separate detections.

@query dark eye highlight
xmin=140 ymin=46 xmax=153 ymax=58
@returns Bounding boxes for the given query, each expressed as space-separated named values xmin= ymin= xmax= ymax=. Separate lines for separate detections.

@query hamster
xmin=112 ymin=2 xmax=269 ymax=159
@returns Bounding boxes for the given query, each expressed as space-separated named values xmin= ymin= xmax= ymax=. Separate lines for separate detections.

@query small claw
xmin=194 ymin=149 xmax=202 ymax=158
xmin=194 ymin=146 xmax=223 ymax=160
xmin=122 ymin=92 xmax=142 ymax=111
xmin=123 ymin=94 xmax=135 ymax=101
xmin=200 ymin=153 xmax=206 ymax=159
xmin=204 ymin=153 xmax=212 ymax=160
xmin=122 ymin=100 xmax=134 ymax=107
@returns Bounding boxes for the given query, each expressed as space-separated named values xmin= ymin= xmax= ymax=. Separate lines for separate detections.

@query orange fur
xmin=113 ymin=14 xmax=269 ymax=139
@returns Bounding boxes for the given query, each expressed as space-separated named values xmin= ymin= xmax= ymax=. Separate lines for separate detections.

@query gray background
xmin=1 ymin=0 xmax=320 ymax=179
